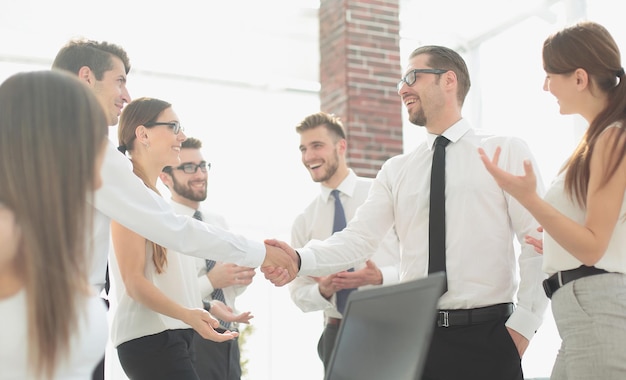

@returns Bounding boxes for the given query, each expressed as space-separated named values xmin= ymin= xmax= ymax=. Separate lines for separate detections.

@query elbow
xmin=121 ymin=274 xmax=143 ymax=300
xmin=578 ymin=248 xmax=606 ymax=267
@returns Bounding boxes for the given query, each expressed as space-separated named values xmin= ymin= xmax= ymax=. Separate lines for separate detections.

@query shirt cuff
xmin=505 ymin=305 xmax=544 ymax=341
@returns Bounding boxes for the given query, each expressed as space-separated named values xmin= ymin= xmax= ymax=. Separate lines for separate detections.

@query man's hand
xmin=207 ymin=262 xmax=256 ymax=289
xmin=332 ymin=260 xmax=382 ymax=289
xmin=260 ymin=240 xmax=299 ymax=287
xmin=209 ymin=300 xmax=254 ymax=324
xmin=506 ymin=327 xmax=529 ymax=357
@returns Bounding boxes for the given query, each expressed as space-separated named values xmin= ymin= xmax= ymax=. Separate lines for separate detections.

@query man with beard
xmin=160 ymin=137 xmax=255 ymax=380
xmin=267 ymin=46 xmax=549 ymax=380
xmin=287 ymin=112 xmax=400 ymax=374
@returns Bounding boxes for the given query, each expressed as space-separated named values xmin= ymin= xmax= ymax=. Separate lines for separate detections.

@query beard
xmin=171 ymin=175 xmax=207 ymax=202
xmin=311 ymin=150 xmax=340 ymax=183
xmin=409 ymin=107 xmax=427 ymax=126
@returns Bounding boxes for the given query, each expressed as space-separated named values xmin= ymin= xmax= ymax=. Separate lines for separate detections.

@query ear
xmin=135 ymin=125 xmax=149 ymax=147
xmin=159 ymin=172 xmax=173 ymax=188
xmin=336 ymin=138 xmax=347 ymax=156
xmin=574 ymin=68 xmax=589 ymax=90
xmin=77 ymin=66 xmax=94 ymax=86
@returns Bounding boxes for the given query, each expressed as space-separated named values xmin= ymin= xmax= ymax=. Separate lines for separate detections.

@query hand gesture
xmin=332 ymin=260 xmax=382 ymax=289
xmin=525 ymin=226 xmax=544 ymax=254
xmin=208 ymin=262 xmax=256 ymax=289
xmin=209 ymin=300 xmax=254 ymax=324
xmin=261 ymin=239 xmax=299 ymax=286
xmin=183 ymin=307 xmax=238 ymax=342
xmin=477 ymin=146 xmax=538 ymax=206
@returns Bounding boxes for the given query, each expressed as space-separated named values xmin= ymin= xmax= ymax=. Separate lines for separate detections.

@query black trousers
xmin=191 ymin=330 xmax=241 ymax=380
xmin=421 ymin=316 xmax=523 ymax=380
xmin=117 ymin=329 xmax=198 ymax=380
xmin=317 ymin=323 xmax=340 ymax=371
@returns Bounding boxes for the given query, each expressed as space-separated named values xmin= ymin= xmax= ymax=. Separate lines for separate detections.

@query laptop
xmin=324 ymin=272 xmax=445 ymax=380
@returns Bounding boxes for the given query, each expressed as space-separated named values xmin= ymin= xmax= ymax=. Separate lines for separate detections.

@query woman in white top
xmin=0 ymin=70 xmax=109 ymax=379
xmin=110 ymin=97 xmax=237 ymax=380
xmin=479 ymin=21 xmax=626 ymax=379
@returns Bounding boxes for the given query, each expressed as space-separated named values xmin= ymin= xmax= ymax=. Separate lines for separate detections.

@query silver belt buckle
xmin=438 ymin=311 xmax=449 ymax=327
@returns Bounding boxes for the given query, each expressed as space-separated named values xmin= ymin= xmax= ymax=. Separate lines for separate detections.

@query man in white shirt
xmin=267 ymin=45 xmax=549 ymax=380
xmin=51 ymin=38 xmax=296 ymax=380
xmin=160 ymin=137 xmax=255 ymax=380
xmin=288 ymin=112 xmax=400 ymax=373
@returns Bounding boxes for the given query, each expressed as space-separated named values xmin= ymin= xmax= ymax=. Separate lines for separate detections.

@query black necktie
xmin=193 ymin=210 xmax=230 ymax=329
xmin=429 ymin=136 xmax=450 ymax=293
xmin=331 ymin=190 xmax=355 ymax=315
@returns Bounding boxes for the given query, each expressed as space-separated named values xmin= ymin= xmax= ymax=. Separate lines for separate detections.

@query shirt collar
xmin=425 ymin=118 xmax=471 ymax=150
xmin=170 ymin=200 xmax=198 ymax=216
xmin=321 ymin=169 xmax=358 ymax=202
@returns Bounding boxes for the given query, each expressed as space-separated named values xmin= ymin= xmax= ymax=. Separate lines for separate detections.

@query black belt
xmin=437 ymin=303 xmax=514 ymax=328
xmin=543 ymin=265 xmax=608 ymax=299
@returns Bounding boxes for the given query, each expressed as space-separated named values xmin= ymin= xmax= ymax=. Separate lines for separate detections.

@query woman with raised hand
xmin=479 ymin=21 xmax=626 ymax=379
xmin=109 ymin=97 xmax=237 ymax=380
xmin=0 ymin=70 xmax=109 ymax=379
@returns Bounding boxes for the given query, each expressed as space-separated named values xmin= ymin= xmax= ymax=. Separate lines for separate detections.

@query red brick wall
xmin=319 ymin=0 xmax=403 ymax=178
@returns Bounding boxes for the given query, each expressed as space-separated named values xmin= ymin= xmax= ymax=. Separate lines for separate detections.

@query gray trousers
xmin=550 ymin=272 xmax=626 ymax=380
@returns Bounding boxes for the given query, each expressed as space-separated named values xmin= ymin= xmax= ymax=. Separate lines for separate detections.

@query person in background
xmin=161 ymin=137 xmax=255 ymax=380
xmin=287 ymin=111 xmax=400 ymax=373
xmin=109 ymin=98 xmax=236 ymax=380
xmin=51 ymin=38 xmax=295 ymax=379
xmin=479 ymin=20 xmax=626 ymax=379
xmin=266 ymin=45 xmax=549 ymax=380
xmin=0 ymin=70 xmax=109 ymax=379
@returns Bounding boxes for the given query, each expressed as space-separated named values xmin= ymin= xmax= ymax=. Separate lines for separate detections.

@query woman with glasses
xmin=109 ymin=97 xmax=237 ymax=380
xmin=0 ymin=70 xmax=109 ymax=379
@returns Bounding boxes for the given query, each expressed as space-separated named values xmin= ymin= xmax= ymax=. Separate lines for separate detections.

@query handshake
xmin=261 ymin=239 xmax=300 ymax=286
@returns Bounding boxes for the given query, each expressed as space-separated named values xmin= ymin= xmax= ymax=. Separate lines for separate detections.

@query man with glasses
xmin=52 ymin=38 xmax=297 ymax=380
xmin=266 ymin=45 xmax=548 ymax=380
xmin=160 ymin=137 xmax=254 ymax=380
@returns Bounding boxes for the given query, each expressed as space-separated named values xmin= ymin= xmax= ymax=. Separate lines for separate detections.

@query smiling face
xmin=543 ymin=71 xmax=579 ymax=115
xmin=166 ymin=147 xmax=208 ymax=206
xmin=299 ymin=124 xmax=347 ymax=187
xmin=398 ymin=54 xmax=447 ymax=128
xmin=91 ymin=55 xmax=130 ymax=126
xmin=142 ymin=107 xmax=187 ymax=170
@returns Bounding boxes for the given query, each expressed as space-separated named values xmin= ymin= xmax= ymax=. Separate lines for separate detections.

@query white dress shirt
xmin=298 ymin=119 xmax=549 ymax=340
xmin=169 ymin=201 xmax=249 ymax=316
xmin=289 ymin=169 xmax=401 ymax=320
xmin=543 ymin=123 xmax=626 ymax=275
xmin=87 ymin=141 xmax=264 ymax=290
xmin=109 ymin=241 xmax=202 ymax=347
xmin=0 ymin=290 xmax=107 ymax=380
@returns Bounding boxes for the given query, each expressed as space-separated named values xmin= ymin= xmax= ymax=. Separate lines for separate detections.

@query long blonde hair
xmin=118 ymin=97 xmax=172 ymax=273
xmin=0 ymin=70 xmax=107 ymax=378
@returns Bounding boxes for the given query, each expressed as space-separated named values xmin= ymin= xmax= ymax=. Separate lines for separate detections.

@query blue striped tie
xmin=331 ymin=190 xmax=356 ymax=315
xmin=193 ymin=210 xmax=230 ymax=330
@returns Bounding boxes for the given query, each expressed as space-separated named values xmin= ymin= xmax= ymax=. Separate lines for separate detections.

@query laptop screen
xmin=325 ymin=273 xmax=445 ymax=380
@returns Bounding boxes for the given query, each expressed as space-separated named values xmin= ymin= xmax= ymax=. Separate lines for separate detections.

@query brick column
xmin=319 ymin=0 xmax=403 ymax=178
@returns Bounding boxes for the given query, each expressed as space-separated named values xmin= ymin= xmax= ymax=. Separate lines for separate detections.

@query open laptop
xmin=324 ymin=272 xmax=445 ymax=380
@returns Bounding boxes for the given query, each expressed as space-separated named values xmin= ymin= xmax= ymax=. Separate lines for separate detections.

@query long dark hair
xmin=543 ymin=21 xmax=626 ymax=206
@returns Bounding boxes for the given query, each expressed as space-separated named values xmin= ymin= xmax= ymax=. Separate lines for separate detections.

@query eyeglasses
xmin=173 ymin=161 xmax=211 ymax=174
xmin=144 ymin=121 xmax=184 ymax=135
xmin=397 ymin=69 xmax=448 ymax=91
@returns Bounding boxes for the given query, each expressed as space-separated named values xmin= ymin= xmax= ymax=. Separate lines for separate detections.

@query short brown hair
xmin=295 ymin=111 xmax=346 ymax=141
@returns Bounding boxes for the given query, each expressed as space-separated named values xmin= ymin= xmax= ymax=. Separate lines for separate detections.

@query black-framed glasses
xmin=144 ymin=121 xmax=184 ymax=135
xmin=397 ymin=69 xmax=448 ymax=91
xmin=174 ymin=161 xmax=211 ymax=174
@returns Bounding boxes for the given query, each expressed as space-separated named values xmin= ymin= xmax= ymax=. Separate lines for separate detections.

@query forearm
xmin=124 ymin=274 xmax=192 ymax=323
xmin=523 ymin=194 xmax=607 ymax=265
